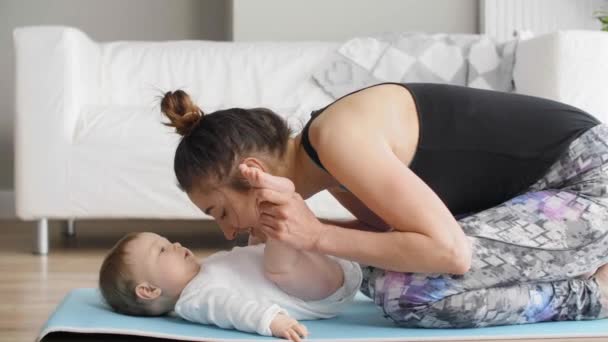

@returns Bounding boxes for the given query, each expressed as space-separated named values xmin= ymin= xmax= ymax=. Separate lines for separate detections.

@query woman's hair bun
xmin=160 ymin=90 xmax=204 ymax=136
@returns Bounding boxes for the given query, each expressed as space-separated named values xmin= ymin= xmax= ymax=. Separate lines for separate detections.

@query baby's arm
xmin=176 ymin=286 xmax=307 ymax=341
xmin=239 ymin=165 xmax=345 ymax=301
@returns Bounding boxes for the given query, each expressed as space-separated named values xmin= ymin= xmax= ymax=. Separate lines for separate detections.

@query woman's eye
xmin=221 ymin=210 xmax=227 ymax=220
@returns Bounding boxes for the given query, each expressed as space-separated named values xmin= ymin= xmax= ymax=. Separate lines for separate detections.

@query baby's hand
xmin=270 ymin=313 xmax=308 ymax=342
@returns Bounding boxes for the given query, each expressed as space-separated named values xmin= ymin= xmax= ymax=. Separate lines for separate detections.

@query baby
xmin=99 ymin=233 xmax=361 ymax=340
xmin=98 ymin=168 xmax=362 ymax=341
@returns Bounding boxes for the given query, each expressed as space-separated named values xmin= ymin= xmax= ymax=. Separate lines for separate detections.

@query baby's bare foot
xmin=239 ymin=164 xmax=295 ymax=193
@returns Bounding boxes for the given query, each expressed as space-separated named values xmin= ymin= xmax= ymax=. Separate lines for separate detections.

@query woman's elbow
xmin=445 ymin=237 xmax=472 ymax=275
xmin=449 ymin=252 xmax=471 ymax=275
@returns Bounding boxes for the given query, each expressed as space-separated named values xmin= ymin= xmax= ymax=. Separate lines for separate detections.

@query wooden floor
xmin=0 ymin=219 xmax=606 ymax=342
xmin=0 ymin=219 xmax=234 ymax=342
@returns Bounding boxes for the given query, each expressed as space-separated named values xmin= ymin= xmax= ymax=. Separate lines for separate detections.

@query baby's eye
xmin=160 ymin=247 xmax=165 ymax=253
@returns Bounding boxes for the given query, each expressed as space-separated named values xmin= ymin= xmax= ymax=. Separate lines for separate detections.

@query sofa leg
xmin=63 ymin=219 xmax=76 ymax=237
xmin=35 ymin=218 xmax=49 ymax=255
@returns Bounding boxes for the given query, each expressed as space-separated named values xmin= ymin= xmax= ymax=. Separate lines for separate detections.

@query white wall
xmin=0 ymin=0 xmax=228 ymax=191
xmin=481 ymin=0 xmax=604 ymax=42
xmin=231 ymin=0 xmax=479 ymax=41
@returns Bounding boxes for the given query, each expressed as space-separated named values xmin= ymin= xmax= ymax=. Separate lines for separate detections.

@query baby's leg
xmin=240 ymin=164 xmax=345 ymax=301
xmin=240 ymin=163 xmax=292 ymax=244
xmin=265 ymin=239 xmax=344 ymax=301
xmin=239 ymin=163 xmax=294 ymax=193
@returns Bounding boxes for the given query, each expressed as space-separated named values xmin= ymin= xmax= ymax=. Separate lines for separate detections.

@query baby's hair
xmin=98 ymin=232 xmax=158 ymax=316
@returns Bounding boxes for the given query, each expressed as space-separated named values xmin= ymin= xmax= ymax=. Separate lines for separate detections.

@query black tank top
xmin=301 ymin=83 xmax=600 ymax=215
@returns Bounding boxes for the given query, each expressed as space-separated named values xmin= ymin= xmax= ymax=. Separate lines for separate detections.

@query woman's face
xmin=188 ymin=186 xmax=259 ymax=240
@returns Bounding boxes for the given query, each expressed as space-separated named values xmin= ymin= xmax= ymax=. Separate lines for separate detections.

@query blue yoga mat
xmin=39 ymin=288 xmax=608 ymax=341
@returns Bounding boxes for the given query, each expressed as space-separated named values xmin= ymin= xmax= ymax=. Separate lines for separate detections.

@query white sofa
xmin=13 ymin=27 xmax=608 ymax=254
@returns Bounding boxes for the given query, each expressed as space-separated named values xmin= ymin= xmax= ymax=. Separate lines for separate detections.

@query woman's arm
xmin=289 ymin=197 xmax=470 ymax=274
xmin=255 ymin=183 xmax=470 ymax=274
xmin=314 ymin=127 xmax=471 ymax=274
xmin=316 ymin=221 xmax=470 ymax=274
xmin=317 ymin=218 xmax=389 ymax=232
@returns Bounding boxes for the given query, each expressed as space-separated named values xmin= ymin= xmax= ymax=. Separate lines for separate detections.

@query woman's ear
xmin=135 ymin=282 xmax=162 ymax=301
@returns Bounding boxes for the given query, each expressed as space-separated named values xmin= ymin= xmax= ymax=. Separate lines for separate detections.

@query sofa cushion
xmin=100 ymin=41 xmax=337 ymax=110
xmin=312 ymin=33 xmax=517 ymax=99
xmin=68 ymin=105 xmax=352 ymax=219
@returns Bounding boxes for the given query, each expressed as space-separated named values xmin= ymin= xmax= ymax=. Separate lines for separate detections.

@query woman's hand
xmin=256 ymin=190 xmax=326 ymax=251
xmin=239 ymin=164 xmax=326 ymax=252
xmin=247 ymin=226 xmax=267 ymax=245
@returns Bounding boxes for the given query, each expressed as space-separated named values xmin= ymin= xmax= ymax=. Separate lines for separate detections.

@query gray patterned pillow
xmin=467 ymin=37 xmax=518 ymax=92
xmin=312 ymin=33 xmax=517 ymax=99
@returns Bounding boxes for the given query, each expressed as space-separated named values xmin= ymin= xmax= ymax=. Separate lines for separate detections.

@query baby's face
xmin=129 ymin=232 xmax=201 ymax=297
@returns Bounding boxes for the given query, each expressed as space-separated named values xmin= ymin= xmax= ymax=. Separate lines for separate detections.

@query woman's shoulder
xmin=318 ymin=83 xmax=410 ymax=117
xmin=309 ymin=83 xmax=416 ymax=150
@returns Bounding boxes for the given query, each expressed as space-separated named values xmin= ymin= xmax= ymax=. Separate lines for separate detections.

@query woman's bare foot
xmin=579 ymin=269 xmax=598 ymax=279
xmin=595 ymin=264 xmax=608 ymax=284
xmin=593 ymin=264 xmax=608 ymax=314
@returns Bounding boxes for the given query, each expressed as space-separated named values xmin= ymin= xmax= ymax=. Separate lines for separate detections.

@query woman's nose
xmin=223 ymin=227 xmax=237 ymax=240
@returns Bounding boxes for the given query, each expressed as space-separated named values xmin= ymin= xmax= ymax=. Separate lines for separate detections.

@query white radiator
xmin=481 ymin=0 xmax=605 ymax=41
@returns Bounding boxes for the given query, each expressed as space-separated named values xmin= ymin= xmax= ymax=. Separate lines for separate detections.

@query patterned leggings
xmin=361 ymin=124 xmax=608 ymax=328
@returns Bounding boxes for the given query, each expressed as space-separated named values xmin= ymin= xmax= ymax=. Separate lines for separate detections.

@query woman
xmin=160 ymin=82 xmax=608 ymax=328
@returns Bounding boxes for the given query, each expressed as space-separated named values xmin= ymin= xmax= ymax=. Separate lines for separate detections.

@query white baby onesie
xmin=174 ymin=244 xmax=362 ymax=336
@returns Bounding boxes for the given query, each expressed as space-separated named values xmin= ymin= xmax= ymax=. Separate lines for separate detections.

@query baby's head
xmin=99 ymin=232 xmax=200 ymax=316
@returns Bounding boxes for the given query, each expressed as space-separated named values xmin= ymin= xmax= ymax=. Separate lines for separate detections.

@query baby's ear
xmin=135 ymin=282 xmax=162 ymax=301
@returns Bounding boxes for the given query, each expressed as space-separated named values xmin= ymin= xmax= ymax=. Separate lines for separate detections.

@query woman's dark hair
xmin=160 ymin=90 xmax=293 ymax=193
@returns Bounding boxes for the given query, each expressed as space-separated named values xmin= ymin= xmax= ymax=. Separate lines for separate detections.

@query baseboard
xmin=0 ymin=190 xmax=15 ymax=219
